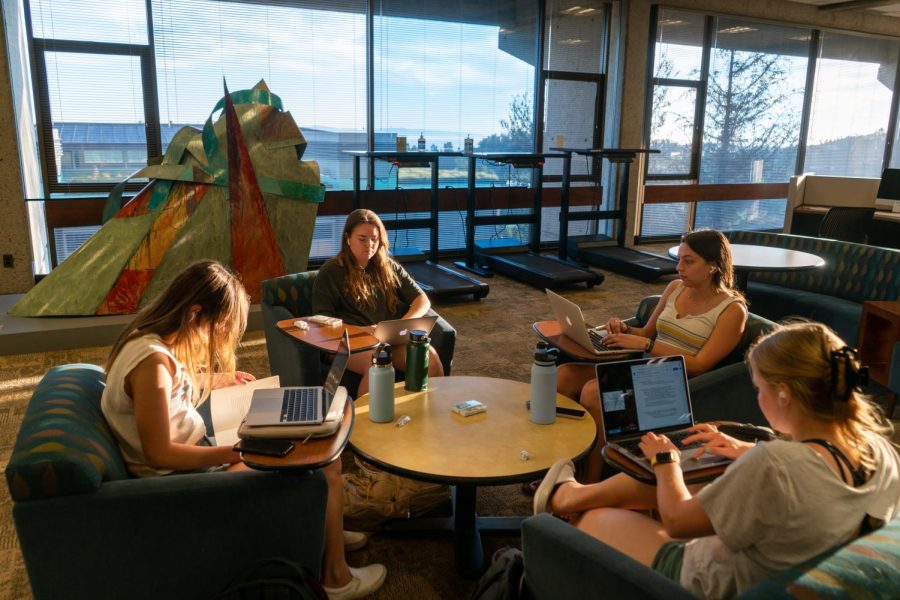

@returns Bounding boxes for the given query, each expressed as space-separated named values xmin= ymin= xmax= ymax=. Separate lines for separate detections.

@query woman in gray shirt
xmin=535 ymin=321 xmax=899 ymax=598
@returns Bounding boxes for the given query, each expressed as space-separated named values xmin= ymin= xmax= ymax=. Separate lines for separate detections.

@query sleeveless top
xmin=655 ymin=284 xmax=741 ymax=355
xmin=100 ymin=334 xmax=206 ymax=477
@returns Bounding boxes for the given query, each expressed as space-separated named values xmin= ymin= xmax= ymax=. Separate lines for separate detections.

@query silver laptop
xmin=546 ymin=289 xmax=642 ymax=357
xmin=373 ymin=316 xmax=438 ymax=346
xmin=238 ymin=330 xmax=351 ymax=439
xmin=597 ymin=355 xmax=732 ymax=474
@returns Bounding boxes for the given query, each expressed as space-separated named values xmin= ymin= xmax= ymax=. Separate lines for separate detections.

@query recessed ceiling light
xmin=561 ymin=6 xmax=582 ymax=15
xmin=560 ymin=38 xmax=586 ymax=45
xmin=576 ymin=8 xmax=596 ymax=15
xmin=789 ymin=34 xmax=812 ymax=42
xmin=719 ymin=26 xmax=758 ymax=34
xmin=658 ymin=19 xmax=686 ymax=26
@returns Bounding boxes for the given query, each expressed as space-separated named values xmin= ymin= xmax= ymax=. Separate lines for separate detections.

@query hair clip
xmin=830 ymin=346 xmax=869 ymax=402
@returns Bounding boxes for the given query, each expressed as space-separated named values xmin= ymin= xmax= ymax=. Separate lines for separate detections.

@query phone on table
xmin=525 ymin=400 xmax=586 ymax=419
xmin=233 ymin=438 xmax=295 ymax=457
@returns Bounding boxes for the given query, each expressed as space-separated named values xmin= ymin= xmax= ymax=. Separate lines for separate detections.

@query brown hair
xmin=335 ymin=209 xmax=400 ymax=313
xmin=107 ymin=260 xmax=249 ymax=405
xmin=681 ymin=229 xmax=742 ymax=300
xmin=748 ymin=321 xmax=892 ymax=470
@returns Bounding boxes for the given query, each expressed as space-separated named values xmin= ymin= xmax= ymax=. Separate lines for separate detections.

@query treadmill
xmin=553 ymin=147 xmax=675 ymax=283
xmin=454 ymin=152 xmax=601 ymax=290
xmin=347 ymin=150 xmax=489 ymax=301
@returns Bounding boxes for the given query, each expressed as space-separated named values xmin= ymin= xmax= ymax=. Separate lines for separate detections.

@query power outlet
xmin=2 ymin=254 xmax=13 ymax=268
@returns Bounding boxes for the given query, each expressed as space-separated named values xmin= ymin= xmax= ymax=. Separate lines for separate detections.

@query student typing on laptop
xmin=101 ymin=261 xmax=386 ymax=600
xmin=535 ymin=322 xmax=899 ymax=598
xmin=313 ymin=209 xmax=444 ymax=396
xmin=557 ymin=230 xmax=748 ymax=482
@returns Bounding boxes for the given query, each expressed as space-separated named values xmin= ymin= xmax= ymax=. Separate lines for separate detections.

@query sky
xmin=34 ymin=0 xmax=535 ymax=149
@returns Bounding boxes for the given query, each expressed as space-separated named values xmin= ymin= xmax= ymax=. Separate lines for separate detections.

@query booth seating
xmin=727 ymin=231 xmax=900 ymax=345
xmin=627 ymin=295 xmax=776 ymax=426
xmin=6 ymin=364 xmax=328 ymax=600
xmin=521 ymin=513 xmax=900 ymax=600
xmin=261 ymin=270 xmax=457 ymax=390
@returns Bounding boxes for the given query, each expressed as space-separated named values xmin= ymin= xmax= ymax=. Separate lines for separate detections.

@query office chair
xmin=818 ymin=206 xmax=876 ymax=244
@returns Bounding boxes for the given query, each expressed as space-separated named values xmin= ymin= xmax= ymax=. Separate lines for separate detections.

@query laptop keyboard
xmin=587 ymin=328 xmax=611 ymax=352
xmin=280 ymin=388 xmax=320 ymax=422
xmin=617 ymin=430 xmax=703 ymax=455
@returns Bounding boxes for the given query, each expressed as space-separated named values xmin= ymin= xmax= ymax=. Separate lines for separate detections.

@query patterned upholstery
xmin=6 ymin=364 xmax=129 ymax=501
xmin=261 ymin=270 xmax=317 ymax=318
xmin=743 ymin=518 xmax=900 ymax=599
xmin=727 ymin=231 xmax=900 ymax=303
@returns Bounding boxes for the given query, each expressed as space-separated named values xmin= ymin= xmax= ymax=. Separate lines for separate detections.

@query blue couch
xmin=7 ymin=364 xmax=328 ymax=600
xmin=521 ymin=513 xmax=900 ymax=600
xmin=727 ymin=231 xmax=900 ymax=344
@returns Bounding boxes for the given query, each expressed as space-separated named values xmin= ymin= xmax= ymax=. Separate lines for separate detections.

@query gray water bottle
xmin=530 ymin=341 xmax=559 ymax=424
xmin=368 ymin=343 xmax=395 ymax=423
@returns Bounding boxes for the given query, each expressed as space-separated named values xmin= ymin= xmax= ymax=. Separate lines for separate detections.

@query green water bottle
xmin=404 ymin=330 xmax=429 ymax=391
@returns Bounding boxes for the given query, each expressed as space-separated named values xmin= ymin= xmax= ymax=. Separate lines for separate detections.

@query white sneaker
xmin=343 ymin=530 xmax=368 ymax=552
xmin=323 ymin=564 xmax=387 ymax=600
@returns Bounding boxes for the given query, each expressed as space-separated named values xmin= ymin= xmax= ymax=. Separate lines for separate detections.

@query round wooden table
xmin=350 ymin=376 xmax=596 ymax=576
xmin=669 ymin=243 xmax=825 ymax=291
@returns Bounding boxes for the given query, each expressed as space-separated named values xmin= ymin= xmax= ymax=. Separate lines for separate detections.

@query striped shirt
xmin=655 ymin=284 xmax=741 ymax=355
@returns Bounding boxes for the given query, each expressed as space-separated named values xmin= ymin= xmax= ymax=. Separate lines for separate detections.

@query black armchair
xmin=818 ymin=206 xmax=876 ymax=244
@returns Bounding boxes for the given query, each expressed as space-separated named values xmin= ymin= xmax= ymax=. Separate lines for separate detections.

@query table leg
xmin=383 ymin=484 xmax=526 ymax=577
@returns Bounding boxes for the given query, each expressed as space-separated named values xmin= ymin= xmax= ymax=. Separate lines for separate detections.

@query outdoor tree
xmin=477 ymin=92 xmax=533 ymax=152
xmin=700 ymin=49 xmax=802 ymax=184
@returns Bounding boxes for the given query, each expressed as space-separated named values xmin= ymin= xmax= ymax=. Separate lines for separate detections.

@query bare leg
xmin=557 ymin=363 xmax=596 ymax=400
xmin=579 ymin=378 xmax=606 ymax=483
xmin=551 ymin=472 xmax=660 ymax=515
xmin=347 ymin=349 xmax=376 ymax=397
xmin=572 ymin=507 xmax=672 ymax=567
xmin=391 ymin=344 xmax=444 ymax=379
xmin=319 ymin=460 xmax=353 ymax=588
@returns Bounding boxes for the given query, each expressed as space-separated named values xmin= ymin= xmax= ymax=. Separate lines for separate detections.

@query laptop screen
xmin=323 ymin=329 xmax=351 ymax=396
xmin=595 ymin=356 xmax=692 ymax=438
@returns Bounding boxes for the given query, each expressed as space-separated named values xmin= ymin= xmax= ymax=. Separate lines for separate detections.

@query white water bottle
xmin=530 ymin=341 xmax=559 ymax=424
xmin=368 ymin=344 xmax=395 ymax=423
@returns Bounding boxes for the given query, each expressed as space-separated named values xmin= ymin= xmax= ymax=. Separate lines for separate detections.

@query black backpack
xmin=215 ymin=558 xmax=326 ymax=600
xmin=471 ymin=547 xmax=524 ymax=600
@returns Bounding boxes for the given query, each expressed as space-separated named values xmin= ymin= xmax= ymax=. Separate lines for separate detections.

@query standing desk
xmin=553 ymin=147 xmax=671 ymax=282
xmin=454 ymin=152 xmax=601 ymax=290
xmin=347 ymin=151 xmax=489 ymax=300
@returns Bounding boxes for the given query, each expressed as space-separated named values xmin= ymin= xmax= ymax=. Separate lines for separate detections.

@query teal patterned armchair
xmin=261 ymin=271 xmax=458 ymax=390
xmin=627 ymin=295 xmax=776 ymax=425
xmin=7 ymin=364 xmax=328 ymax=600
xmin=522 ymin=513 xmax=900 ymax=600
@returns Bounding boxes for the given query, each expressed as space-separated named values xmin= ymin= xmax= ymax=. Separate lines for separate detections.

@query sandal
xmin=533 ymin=459 xmax=576 ymax=515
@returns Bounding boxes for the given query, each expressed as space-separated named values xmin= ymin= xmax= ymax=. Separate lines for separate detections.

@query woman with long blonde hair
xmin=102 ymin=260 xmax=385 ymax=599
xmin=535 ymin=322 xmax=899 ymax=598
xmin=313 ymin=209 xmax=444 ymax=395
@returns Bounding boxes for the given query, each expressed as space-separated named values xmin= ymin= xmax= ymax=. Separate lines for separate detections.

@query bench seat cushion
xmin=745 ymin=282 xmax=862 ymax=343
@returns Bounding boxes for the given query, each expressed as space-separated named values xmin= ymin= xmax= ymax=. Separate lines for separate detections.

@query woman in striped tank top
xmin=557 ymin=229 xmax=748 ymax=482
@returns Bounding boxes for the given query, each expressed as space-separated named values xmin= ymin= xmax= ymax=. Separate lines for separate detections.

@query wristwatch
xmin=650 ymin=450 xmax=680 ymax=468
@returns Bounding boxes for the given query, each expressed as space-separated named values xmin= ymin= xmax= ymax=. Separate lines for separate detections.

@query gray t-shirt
xmin=312 ymin=257 xmax=423 ymax=326
xmin=680 ymin=436 xmax=900 ymax=599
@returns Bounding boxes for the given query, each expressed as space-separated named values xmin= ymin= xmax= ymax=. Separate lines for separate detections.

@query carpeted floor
xmin=0 ymin=262 xmax=669 ymax=599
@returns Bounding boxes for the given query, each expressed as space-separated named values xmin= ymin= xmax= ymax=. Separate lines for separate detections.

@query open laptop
xmin=546 ymin=289 xmax=642 ymax=357
xmin=597 ymin=355 xmax=732 ymax=474
xmin=238 ymin=329 xmax=351 ymax=439
xmin=373 ymin=315 xmax=438 ymax=346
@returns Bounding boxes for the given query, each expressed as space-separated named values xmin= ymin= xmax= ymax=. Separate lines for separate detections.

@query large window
xmin=804 ymin=32 xmax=899 ymax=177
xmin=17 ymin=0 xmax=615 ymax=268
xmin=641 ymin=7 xmax=900 ymax=239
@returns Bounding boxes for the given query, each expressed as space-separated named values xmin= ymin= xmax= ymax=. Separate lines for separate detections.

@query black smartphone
xmin=525 ymin=400 xmax=586 ymax=419
xmin=232 ymin=438 xmax=295 ymax=457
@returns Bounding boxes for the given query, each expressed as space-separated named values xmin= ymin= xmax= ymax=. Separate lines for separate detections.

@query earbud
xmin=777 ymin=390 xmax=786 ymax=407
